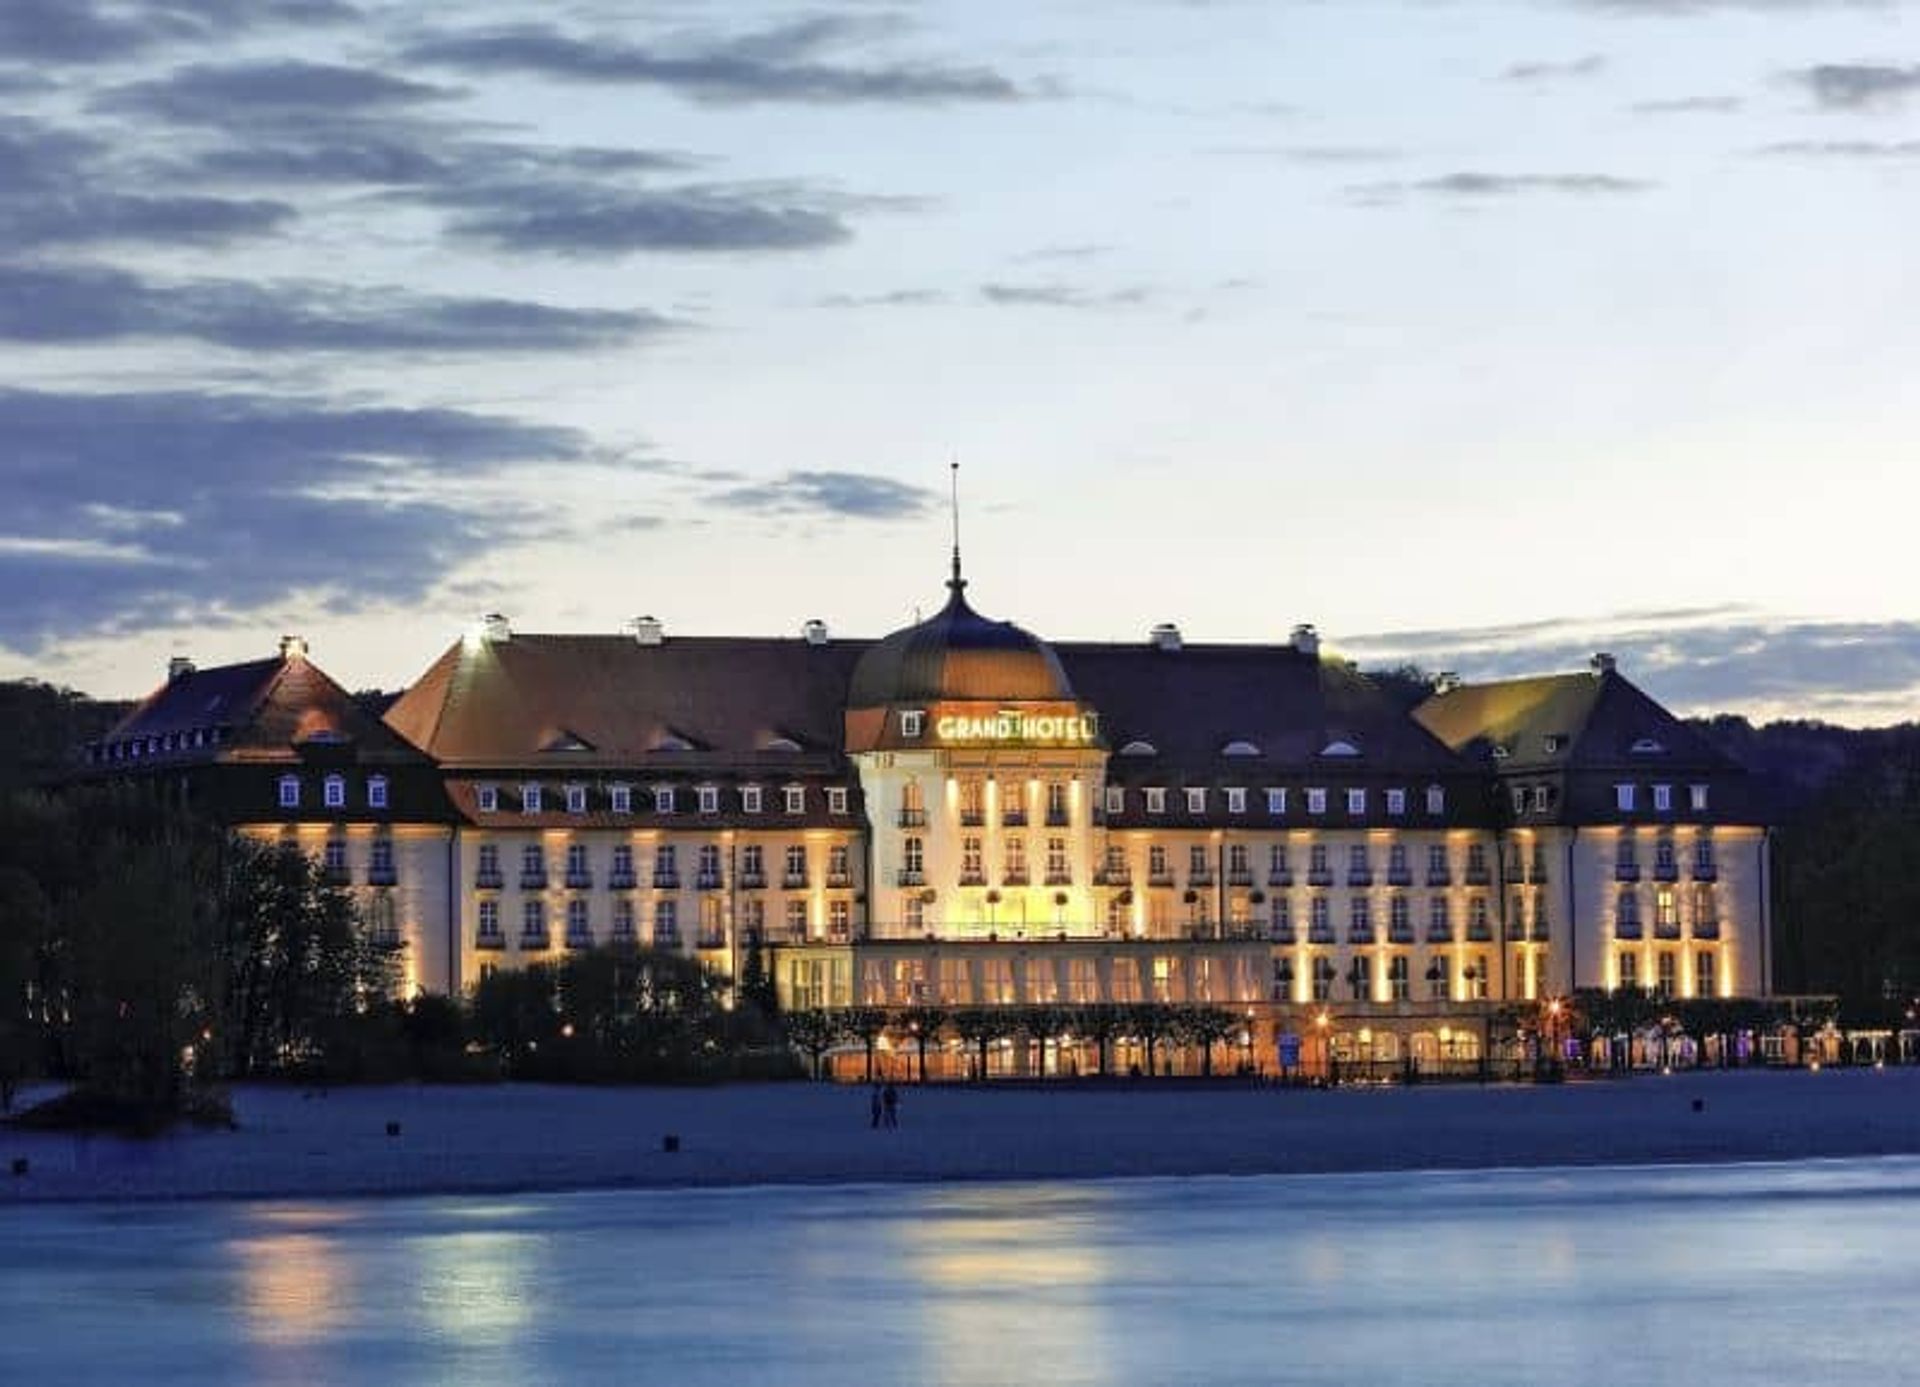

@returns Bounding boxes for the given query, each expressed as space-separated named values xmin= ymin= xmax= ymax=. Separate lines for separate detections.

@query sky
xmin=3 ymin=0 xmax=1918 ymax=724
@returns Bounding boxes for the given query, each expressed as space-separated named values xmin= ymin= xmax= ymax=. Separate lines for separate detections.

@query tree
xmin=895 ymin=1005 xmax=947 ymax=1082
xmin=1127 ymin=1003 xmax=1180 ymax=1077
xmin=783 ymin=1009 xmax=841 ymax=1080
xmin=738 ymin=930 xmax=778 ymax=1021
xmin=841 ymin=1007 xmax=891 ymax=1082
xmin=949 ymin=1008 xmax=1004 ymax=1081
xmin=0 ymin=865 xmax=52 ymax=1109
xmin=1072 ymin=1003 xmax=1125 ymax=1077
xmin=1175 ymin=1006 xmax=1241 ymax=1078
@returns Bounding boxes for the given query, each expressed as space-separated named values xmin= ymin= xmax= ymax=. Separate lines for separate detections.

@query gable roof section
xmin=1414 ymin=669 xmax=1739 ymax=773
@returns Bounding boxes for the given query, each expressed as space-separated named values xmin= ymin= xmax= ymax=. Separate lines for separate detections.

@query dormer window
xmin=609 ymin=784 xmax=632 ymax=814
xmin=698 ymin=785 xmax=719 ymax=815
xmin=1616 ymin=783 xmax=1636 ymax=812
xmin=1425 ymin=785 xmax=1445 ymax=815
xmin=1221 ymin=740 xmax=1261 ymax=758
xmin=1690 ymin=784 xmax=1709 ymax=813
xmin=367 ymin=776 xmax=388 ymax=809
xmin=784 ymin=785 xmax=806 ymax=815
xmin=1491 ymin=744 xmax=1511 ymax=761
xmin=323 ymin=774 xmax=346 ymax=809
xmin=1225 ymin=787 xmax=1247 ymax=814
xmin=1345 ymin=788 xmax=1366 ymax=816
xmin=1105 ymin=786 xmax=1125 ymax=815
xmin=1385 ymin=788 xmax=1405 ymax=816
xmin=1306 ymin=788 xmax=1328 ymax=815
xmin=1144 ymin=788 xmax=1167 ymax=814
xmin=566 ymin=784 xmax=587 ymax=814
xmin=1631 ymin=738 xmax=1667 ymax=756
xmin=1266 ymin=788 xmax=1287 ymax=816
xmin=1321 ymin=739 xmax=1360 ymax=758
xmin=522 ymin=783 xmax=543 ymax=814
xmin=655 ymin=786 xmax=676 ymax=814
xmin=742 ymin=785 xmax=763 ymax=814
xmin=477 ymin=784 xmax=498 ymax=813
xmin=1653 ymin=784 xmax=1672 ymax=813
xmin=1543 ymin=735 xmax=1564 ymax=754
xmin=277 ymin=775 xmax=300 ymax=809
xmin=900 ymin=710 xmax=925 ymax=739
xmin=1119 ymin=740 xmax=1157 ymax=757
xmin=826 ymin=786 xmax=849 ymax=815
xmin=1185 ymin=787 xmax=1206 ymax=814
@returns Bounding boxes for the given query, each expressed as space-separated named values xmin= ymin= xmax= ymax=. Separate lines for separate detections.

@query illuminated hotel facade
xmin=86 ymin=559 xmax=1772 ymax=1069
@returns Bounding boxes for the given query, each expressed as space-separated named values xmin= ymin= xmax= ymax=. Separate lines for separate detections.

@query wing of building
xmin=78 ymin=580 xmax=1773 ymax=1071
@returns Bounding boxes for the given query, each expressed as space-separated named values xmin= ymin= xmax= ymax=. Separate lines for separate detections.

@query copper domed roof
xmin=849 ymin=577 xmax=1074 ymax=707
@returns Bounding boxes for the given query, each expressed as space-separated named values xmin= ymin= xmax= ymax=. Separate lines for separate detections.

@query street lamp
xmin=1461 ymin=961 xmax=1491 ymax=1081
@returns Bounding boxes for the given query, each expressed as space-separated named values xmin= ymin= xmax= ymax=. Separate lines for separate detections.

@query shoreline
xmin=7 ymin=1067 xmax=1920 ymax=1207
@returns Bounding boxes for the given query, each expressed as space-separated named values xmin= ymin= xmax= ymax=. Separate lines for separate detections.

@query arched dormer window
xmin=653 ymin=733 xmax=695 ymax=752
xmin=1221 ymin=740 xmax=1262 ymax=758
xmin=1630 ymin=737 xmax=1667 ymax=756
xmin=1119 ymin=740 xmax=1157 ymax=757
xmin=763 ymin=736 xmax=803 ymax=753
xmin=1320 ymin=739 xmax=1361 ymax=758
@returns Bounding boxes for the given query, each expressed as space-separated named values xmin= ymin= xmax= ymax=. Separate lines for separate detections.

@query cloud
xmin=1343 ymin=609 xmax=1920 ymax=724
xmin=1502 ymin=55 xmax=1608 ymax=82
xmin=0 ymin=0 xmax=355 ymax=64
xmin=1013 ymin=243 xmax=1112 ymax=262
xmin=0 ymin=262 xmax=670 ymax=353
xmin=419 ymin=180 xmax=853 ymax=256
xmin=708 ymin=471 xmax=936 ymax=520
xmin=978 ymin=282 xmax=1152 ymax=308
xmin=1758 ymin=139 xmax=1920 ymax=158
xmin=1788 ymin=63 xmax=1920 ymax=110
xmin=1348 ymin=171 xmax=1655 ymax=204
xmin=95 ymin=60 xmax=458 ymax=126
xmin=401 ymin=17 xmax=1026 ymax=106
xmin=1629 ymin=95 xmax=1744 ymax=114
xmin=0 ymin=387 xmax=587 ymax=652
xmin=817 ymin=289 xmax=949 ymax=308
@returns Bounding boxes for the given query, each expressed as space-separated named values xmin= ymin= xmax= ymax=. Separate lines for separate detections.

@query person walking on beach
xmin=870 ymin=1084 xmax=884 ymax=1129
xmin=882 ymin=1082 xmax=900 ymax=1129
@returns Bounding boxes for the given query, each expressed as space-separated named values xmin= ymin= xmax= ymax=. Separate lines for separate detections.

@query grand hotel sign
xmin=934 ymin=708 xmax=1100 ymax=745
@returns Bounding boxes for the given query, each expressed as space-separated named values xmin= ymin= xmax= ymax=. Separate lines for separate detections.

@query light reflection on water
xmin=4 ymin=1159 xmax=1920 ymax=1387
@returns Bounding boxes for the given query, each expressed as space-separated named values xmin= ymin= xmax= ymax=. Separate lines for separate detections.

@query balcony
xmin=654 ymin=872 xmax=682 ymax=890
xmin=1227 ymin=869 xmax=1254 ymax=888
xmin=1386 ymin=869 xmax=1412 ymax=887
xmin=1502 ymin=863 xmax=1525 ymax=884
xmin=896 ymin=869 xmax=926 ymax=888
xmin=1346 ymin=871 xmax=1373 ymax=888
xmin=782 ymin=873 xmax=809 ymax=890
xmin=1615 ymin=921 xmax=1643 ymax=941
xmin=1347 ymin=928 xmax=1375 ymax=945
xmin=1268 ymin=869 xmax=1294 ymax=888
xmin=1002 ymin=809 xmax=1028 ymax=828
xmin=1388 ymin=925 xmax=1414 ymax=945
xmin=1044 ymin=872 xmax=1073 ymax=887
xmin=1270 ymin=925 xmax=1297 ymax=945
xmin=897 ymin=808 xmax=928 ymax=828
xmin=696 ymin=932 xmax=727 ymax=951
xmin=368 ymin=866 xmax=398 ymax=887
xmin=1045 ymin=809 xmax=1070 ymax=827
xmin=1308 ymin=924 xmax=1335 ymax=945
xmin=1464 ymin=866 xmax=1491 ymax=887
xmin=785 ymin=924 xmax=809 ymax=944
xmin=1148 ymin=871 xmax=1176 ymax=888
xmin=1615 ymin=863 xmax=1641 ymax=882
xmin=1426 ymin=870 xmax=1452 ymax=888
xmin=1095 ymin=867 xmax=1132 ymax=887
xmin=1654 ymin=921 xmax=1682 ymax=941
xmin=959 ymin=871 xmax=987 ymax=887
xmin=519 ymin=870 xmax=548 ymax=891
xmin=826 ymin=873 xmax=854 ymax=889
xmin=474 ymin=869 xmax=504 ymax=890
xmin=609 ymin=871 xmax=637 ymax=891
xmin=654 ymin=930 xmax=682 ymax=950
xmin=1529 ymin=866 xmax=1550 ymax=885
xmin=565 ymin=872 xmax=593 ymax=890
xmin=1653 ymin=862 xmax=1679 ymax=882
xmin=827 ymin=922 xmax=852 ymax=943
xmin=1693 ymin=918 xmax=1720 ymax=940
xmin=738 ymin=871 xmax=766 ymax=890
xmin=1188 ymin=870 xmax=1215 ymax=889
xmin=1426 ymin=926 xmax=1454 ymax=945
xmin=475 ymin=931 xmax=505 ymax=951
xmin=1001 ymin=870 xmax=1030 ymax=887
xmin=1307 ymin=870 xmax=1334 ymax=888
xmin=609 ymin=924 xmax=636 ymax=944
xmin=1506 ymin=918 xmax=1526 ymax=941
xmin=960 ymin=810 xmax=984 ymax=828
xmin=565 ymin=930 xmax=595 ymax=950
xmin=322 ymin=864 xmax=351 ymax=887
xmin=1531 ymin=921 xmax=1552 ymax=943
xmin=1690 ymin=862 xmax=1718 ymax=882
xmin=1467 ymin=921 xmax=1493 ymax=942
xmin=696 ymin=872 xmax=723 ymax=891
xmin=519 ymin=931 xmax=550 ymax=949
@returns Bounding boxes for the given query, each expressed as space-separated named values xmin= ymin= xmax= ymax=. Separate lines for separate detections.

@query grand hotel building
xmin=86 ymin=561 xmax=1772 ymax=1068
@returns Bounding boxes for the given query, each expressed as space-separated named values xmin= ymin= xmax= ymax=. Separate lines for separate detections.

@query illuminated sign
xmin=934 ymin=709 xmax=1099 ymax=745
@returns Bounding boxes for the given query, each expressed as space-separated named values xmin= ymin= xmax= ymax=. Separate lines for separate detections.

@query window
xmin=1655 ymin=886 xmax=1678 ymax=932
xmin=1346 ymin=788 xmax=1366 ymax=816
xmin=829 ymin=900 xmax=850 ymax=937
xmin=278 ymin=775 xmax=300 ymax=808
xmin=784 ymin=785 xmax=806 ymax=815
xmin=610 ymin=784 xmax=631 ymax=814
xmin=698 ymin=785 xmax=719 ymax=814
xmin=654 ymin=844 xmax=677 ymax=883
xmin=962 ymin=836 xmax=984 ymax=880
xmin=1270 ymin=895 xmax=1292 ymax=942
xmin=1617 ymin=890 xmax=1640 ymax=933
xmin=1309 ymin=843 xmax=1329 ymax=878
xmin=1428 ymin=957 xmax=1449 ymax=1000
xmin=1618 ymin=951 xmax=1639 ymax=991
xmin=567 ymin=898 xmax=591 ymax=943
xmin=613 ymin=844 xmax=634 ymax=880
xmin=323 ymin=836 xmax=347 ymax=876
xmin=1656 ymin=952 xmax=1677 ymax=998
xmin=1469 ymin=955 xmax=1490 ymax=999
xmin=904 ymin=894 xmax=925 ymax=931
xmin=1226 ymin=787 xmax=1247 ymax=814
xmin=1389 ymin=894 xmax=1410 ymax=939
xmin=1656 ymin=838 xmax=1676 ymax=872
xmin=655 ymin=786 xmax=675 ymax=814
xmin=566 ymin=843 xmax=590 ymax=880
xmin=1469 ymin=895 xmax=1490 ymax=940
xmin=1428 ymin=896 xmax=1451 ymax=942
xmin=1532 ymin=785 xmax=1549 ymax=812
xmin=522 ymin=783 xmax=542 ymax=814
xmin=1149 ymin=845 xmax=1169 ymax=879
xmin=1188 ymin=844 xmax=1208 ymax=877
xmin=784 ymin=899 xmax=807 ymax=940
xmin=1228 ymin=843 xmax=1249 ymax=876
xmin=900 ymin=710 xmax=925 ymax=738
xmin=478 ymin=899 xmax=500 ymax=939
xmin=1689 ymin=784 xmax=1709 ymax=813
xmin=785 ymin=844 xmax=808 ymax=883
xmin=566 ymin=784 xmax=587 ymax=814
xmin=1510 ymin=787 xmax=1528 ymax=816
xmin=1268 ymin=844 xmax=1288 ymax=878
xmin=1105 ymin=785 xmax=1125 ymax=816
xmin=1311 ymin=955 xmax=1334 ymax=1002
xmin=1388 ymin=843 xmax=1407 ymax=877
xmin=522 ymin=843 xmax=546 ymax=880
xmin=742 ymin=785 xmax=763 ymax=814
xmin=1047 ymin=782 xmax=1069 ymax=823
xmin=827 ymin=786 xmax=849 ymax=815
xmin=1145 ymin=788 xmax=1167 ymax=814
xmin=367 ymin=776 xmax=388 ymax=809
xmin=1696 ymin=950 xmax=1716 ymax=998
xmin=961 ymin=780 xmax=985 ymax=823
xmin=612 ymin=898 xmax=635 ymax=941
xmin=1004 ymin=837 xmax=1028 ymax=880
xmin=323 ymin=774 xmax=345 ymax=809
xmin=1388 ymin=955 xmax=1410 ymax=1001
xmin=1306 ymin=788 xmax=1328 ymax=815
xmin=1617 ymin=837 xmax=1638 ymax=871
xmin=477 ymin=783 xmax=498 ymax=813
xmin=903 ymin=836 xmax=924 ymax=876
xmin=1428 ymin=844 xmax=1448 ymax=879
xmin=1426 ymin=786 xmax=1446 ymax=816
xmin=739 ymin=844 xmax=761 ymax=880
xmin=1695 ymin=836 xmax=1715 ymax=871
xmin=1615 ymin=783 xmax=1636 ymax=813
xmin=1186 ymin=787 xmax=1206 ymax=814
xmin=1349 ymin=896 xmax=1372 ymax=941
xmin=522 ymin=899 xmax=546 ymax=942
xmin=1385 ymin=788 xmax=1405 ymax=816
xmin=1467 ymin=843 xmax=1488 ymax=877
xmin=698 ymin=844 xmax=722 ymax=884
xmin=828 ymin=844 xmax=850 ymax=882
xmin=1047 ymin=837 xmax=1069 ymax=882
xmin=478 ymin=844 xmax=500 ymax=879
xmin=1266 ymin=788 xmax=1287 ymax=816
xmin=1348 ymin=844 xmax=1369 ymax=879
xmin=1653 ymin=784 xmax=1672 ymax=813
xmin=655 ymin=900 xmax=679 ymax=943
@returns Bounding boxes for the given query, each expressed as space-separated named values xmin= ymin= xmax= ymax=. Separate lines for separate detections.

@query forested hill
xmin=0 ymin=681 xmax=133 ymax=793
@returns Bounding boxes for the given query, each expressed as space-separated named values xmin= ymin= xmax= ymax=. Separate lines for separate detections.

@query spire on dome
xmin=948 ymin=459 xmax=966 ymax=596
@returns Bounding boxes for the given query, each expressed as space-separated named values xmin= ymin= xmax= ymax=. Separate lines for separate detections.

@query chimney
xmin=802 ymin=618 xmax=830 ymax=646
xmin=479 ymin=613 xmax=512 ymax=644
xmin=167 ymin=655 xmax=196 ymax=682
xmin=1149 ymin=622 xmax=1182 ymax=652
xmin=631 ymin=615 xmax=665 ymax=647
xmin=1591 ymin=652 xmax=1617 ymax=676
xmin=1291 ymin=623 xmax=1321 ymax=657
xmin=1433 ymin=671 xmax=1461 ymax=696
xmin=278 ymin=634 xmax=308 ymax=662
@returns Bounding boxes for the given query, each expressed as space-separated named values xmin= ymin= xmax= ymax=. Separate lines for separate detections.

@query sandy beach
xmin=4 ymin=1068 xmax=1918 ymax=1204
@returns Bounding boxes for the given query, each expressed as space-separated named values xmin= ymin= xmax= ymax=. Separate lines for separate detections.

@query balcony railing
xmin=1615 ymin=863 xmax=1641 ymax=882
xmin=1347 ymin=927 xmax=1375 ymax=945
xmin=696 ymin=872 xmax=723 ymax=891
xmin=1268 ymin=869 xmax=1294 ymax=888
xmin=1654 ymin=921 xmax=1682 ymax=941
xmin=609 ymin=870 xmax=638 ymax=890
xmin=1270 ymin=925 xmax=1297 ymax=945
xmin=1095 ymin=868 xmax=1132 ymax=887
xmin=566 ymin=872 xmax=593 ymax=890
xmin=1045 ymin=809 xmax=1070 ymax=827
xmin=565 ymin=930 xmax=594 ymax=950
xmin=519 ymin=870 xmax=548 ymax=891
xmin=1615 ymin=921 xmax=1643 ymax=940
xmin=474 ymin=869 xmax=504 ymax=890
xmin=1148 ymin=871 xmax=1176 ymax=887
xmin=1386 ymin=869 xmax=1412 ymax=887
xmin=696 ymin=932 xmax=727 ymax=950
xmin=826 ymin=873 xmax=854 ymax=889
xmin=1653 ymin=862 xmax=1679 ymax=882
xmin=897 ymin=868 xmax=926 ymax=888
xmin=1227 ymin=869 xmax=1254 ymax=887
xmin=1690 ymin=863 xmax=1718 ymax=882
xmin=960 ymin=810 xmax=984 ymax=828
xmin=1002 ymin=870 xmax=1030 ymax=887
xmin=322 ymin=864 xmax=351 ymax=887
xmin=959 ymin=871 xmax=987 ymax=887
xmin=1002 ymin=809 xmax=1028 ymax=827
xmin=1044 ymin=872 xmax=1073 ymax=887
xmin=1307 ymin=870 xmax=1334 ymax=887
xmin=1531 ymin=921 xmax=1552 ymax=943
xmin=1426 ymin=926 xmax=1454 ymax=944
xmin=1426 ymin=870 xmax=1452 ymax=888
xmin=1467 ymin=921 xmax=1493 ymax=942
xmin=654 ymin=930 xmax=682 ymax=950
xmin=609 ymin=924 xmax=636 ymax=944
xmin=1347 ymin=871 xmax=1373 ymax=888
xmin=1693 ymin=918 xmax=1720 ymax=939
xmin=1188 ymin=871 xmax=1215 ymax=888
xmin=1308 ymin=924 xmax=1335 ymax=944
xmin=1502 ymin=863 xmax=1526 ymax=884
xmin=654 ymin=872 xmax=681 ymax=890
xmin=1464 ymin=866 xmax=1491 ymax=886
xmin=897 ymin=808 xmax=928 ymax=828
xmin=782 ymin=873 xmax=809 ymax=890
xmin=1388 ymin=926 xmax=1414 ymax=944
xmin=738 ymin=871 xmax=767 ymax=890
xmin=519 ymin=931 xmax=550 ymax=949
xmin=476 ymin=931 xmax=505 ymax=951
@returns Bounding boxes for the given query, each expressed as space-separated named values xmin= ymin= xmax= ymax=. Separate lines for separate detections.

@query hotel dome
xmin=848 ymin=575 xmax=1074 ymax=707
